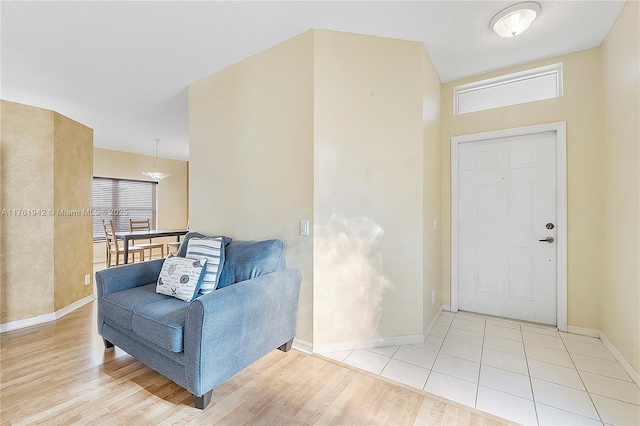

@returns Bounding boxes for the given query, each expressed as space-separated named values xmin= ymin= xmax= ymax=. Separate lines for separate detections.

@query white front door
xmin=457 ymin=132 xmax=557 ymax=325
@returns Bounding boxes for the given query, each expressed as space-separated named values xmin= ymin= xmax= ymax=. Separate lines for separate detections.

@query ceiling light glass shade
xmin=490 ymin=2 xmax=541 ymax=38
xmin=142 ymin=171 xmax=171 ymax=180
xmin=142 ymin=138 xmax=171 ymax=181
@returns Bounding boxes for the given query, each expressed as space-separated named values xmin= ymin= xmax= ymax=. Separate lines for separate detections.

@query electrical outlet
xmin=432 ymin=290 xmax=435 ymax=304
xmin=85 ymin=274 xmax=91 ymax=285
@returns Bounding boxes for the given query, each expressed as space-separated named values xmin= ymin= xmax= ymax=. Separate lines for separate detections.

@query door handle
xmin=539 ymin=236 xmax=555 ymax=243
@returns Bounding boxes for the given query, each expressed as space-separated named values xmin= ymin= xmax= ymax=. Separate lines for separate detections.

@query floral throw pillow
xmin=156 ymin=254 xmax=207 ymax=302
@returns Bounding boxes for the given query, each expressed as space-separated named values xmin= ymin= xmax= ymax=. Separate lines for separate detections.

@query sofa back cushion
xmin=217 ymin=239 xmax=286 ymax=288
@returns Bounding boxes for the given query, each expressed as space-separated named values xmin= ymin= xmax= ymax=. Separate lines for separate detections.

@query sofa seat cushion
xmin=132 ymin=298 xmax=189 ymax=353
xmin=101 ymin=283 xmax=169 ymax=330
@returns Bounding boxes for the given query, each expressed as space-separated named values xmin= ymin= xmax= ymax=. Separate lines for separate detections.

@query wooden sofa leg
xmin=278 ymin=338 xmax=293 ymax=353
xmin=193 ymin=389 xmax=213 ymax=410
xmin=103 ymin=338 xmax=114 ymax=349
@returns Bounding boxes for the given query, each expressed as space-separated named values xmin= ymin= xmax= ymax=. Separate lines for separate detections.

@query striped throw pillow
xmin=186 ymin=237 xmax=224 ymax=294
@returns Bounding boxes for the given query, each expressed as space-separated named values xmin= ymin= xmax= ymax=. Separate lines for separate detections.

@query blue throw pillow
xmin=156 ymin=254 xmax=207 ymax=302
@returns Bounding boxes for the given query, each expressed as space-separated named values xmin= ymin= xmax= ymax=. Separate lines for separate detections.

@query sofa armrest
xmin=184 ymin=268 xmax=302 ymax=396
xmin=95 ymin=259 xmax=165 ymax=298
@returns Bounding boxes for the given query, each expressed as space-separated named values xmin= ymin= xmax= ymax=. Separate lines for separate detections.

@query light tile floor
xmin=321 ymin=310 xmax=640 ymax=425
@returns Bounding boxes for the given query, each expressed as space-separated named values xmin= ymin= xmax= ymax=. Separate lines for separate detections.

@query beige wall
xmin=189 ymin=30 xmax=443 ymax=346
xmin=422 ymin=49 xmax=442 ymax=332
xmin=313 ymin=31 xmax=425 ymax=344
xmin=313 ymin=30 xmax=429 ymax=344
xmin=189 ymin=31 xmax=315 ymax=342
xmin=1 ymin=100 xmax=93 ymax=323
xmin=92 ymin=147 xmax=189 ymax=262
xmin=440 ymin=48 xmax=604 ymax=329
xmin=600 ymin=1 xmax=640 ymax=372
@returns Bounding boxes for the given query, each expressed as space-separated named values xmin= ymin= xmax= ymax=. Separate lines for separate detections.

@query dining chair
xmin=103 ymin=219 xmax=145 ymax=267
xmin=165 ymin=220 xmax=188 ymax=256
xmin=129 ymin=219 xmax=165 ymax=259
xmin=166 ymin=241 xmax=181 ymax=256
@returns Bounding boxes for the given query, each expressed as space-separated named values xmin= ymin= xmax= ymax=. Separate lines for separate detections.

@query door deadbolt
xmin=546 ymin=223 xmax=555 ymax=230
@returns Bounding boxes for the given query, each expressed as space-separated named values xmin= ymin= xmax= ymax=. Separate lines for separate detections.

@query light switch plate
xmin=300 ymin=220 xmax=309 ymax=236
xmin=84 ymin=274 xmax=91 ymax=285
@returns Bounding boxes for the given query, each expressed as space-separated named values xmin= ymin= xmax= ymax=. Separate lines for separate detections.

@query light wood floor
xmin=0 ymin=303 xmax=513 ymax=425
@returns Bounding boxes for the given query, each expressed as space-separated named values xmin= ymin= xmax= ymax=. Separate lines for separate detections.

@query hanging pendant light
xmin=142 ymin=138 xmax=171 ymax=181
xmin=490 ymin=2 xmax=541 ymax=38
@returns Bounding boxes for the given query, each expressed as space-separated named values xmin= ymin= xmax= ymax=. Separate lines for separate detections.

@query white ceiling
xmin=1 ymin=1 xmax=626 ymax=161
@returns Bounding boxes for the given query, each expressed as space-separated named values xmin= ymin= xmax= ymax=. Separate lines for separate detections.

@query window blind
xmin=92 ymin=177 xmax=157 ymax=242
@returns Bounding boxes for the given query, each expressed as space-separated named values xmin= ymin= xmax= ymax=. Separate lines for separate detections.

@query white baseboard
xmin=0 ymin=312 xmax=56 ymax=333
xmin=292 ymin=338 xmax=313 ymax=355
xmin=442 ymin=304 xmax=452 ymax=312
xmin=599 ymin=331 xmax=640 ymax=388
xmin=311 ymin=305 xmax=448 ymax=355
xmin=423 ymin=304 xmax=444 ymax=341
xmin=314 ymin=333 xmax=424 ymax=354
xmin=55 ymin=294 xmax=95 ymax=319
xmin=0 ymin=294 xmax=95 ymax=334
xmin=567 ymin=325 xmax=639 ymax=388
xmin=566 ymin=325 xmax=601 ymax=338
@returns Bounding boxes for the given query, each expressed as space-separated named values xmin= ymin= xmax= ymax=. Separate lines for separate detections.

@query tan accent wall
xmin=1 ymin=100 xmax=93 ymax=323
xmin=189 ymin=31 xmax=315 ymax=342
xmin=53 ymin=112 xmax=94 ymax=311
xmin=440 ymin=48 xmax=604 ymax=329
xmin=92 ymin=148 xmax=189 ymax=262
xmin=600 ymin=1 xmax=640 ymax=372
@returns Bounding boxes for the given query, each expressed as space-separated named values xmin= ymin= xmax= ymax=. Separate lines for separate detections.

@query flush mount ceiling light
xmin=142 ymin=138 xmax=171 ymax=181
xmin=490 ymin=2 xmax=541 ymax=38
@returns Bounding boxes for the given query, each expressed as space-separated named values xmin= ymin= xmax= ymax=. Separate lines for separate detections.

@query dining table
xmin=115 ymin=229 xmax=188 ymax=264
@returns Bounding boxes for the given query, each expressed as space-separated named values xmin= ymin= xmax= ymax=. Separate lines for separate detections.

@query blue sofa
xmin=95 ymin=232 xmax=302 ymax=409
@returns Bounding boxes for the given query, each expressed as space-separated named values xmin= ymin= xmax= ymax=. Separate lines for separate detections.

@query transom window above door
xmin=454 ymin=63 xmax=563 ymax=115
